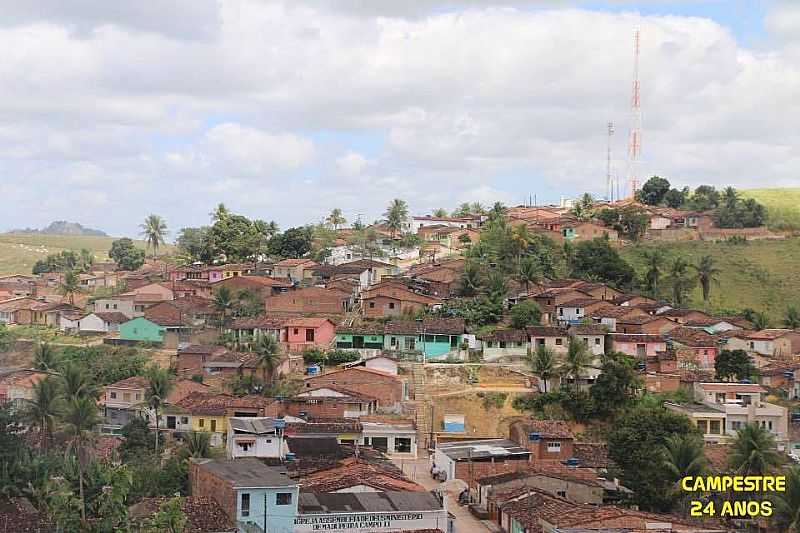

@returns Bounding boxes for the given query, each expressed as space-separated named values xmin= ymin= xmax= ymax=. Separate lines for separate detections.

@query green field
xmin=741 ymin=187 xmax=800 ymax=230
xmin=0 ymin=233 xmax=166 ymax=275
xmin=621 ymin=237 xmax=800 ymax=324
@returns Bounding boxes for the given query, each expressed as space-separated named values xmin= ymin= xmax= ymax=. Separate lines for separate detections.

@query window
xmin=388 ymin=302 xmax=395 ymax=309
xmin=558 ymin=308 xmax=564 ymax=316
xmin=486 ymin=341 xmax=494 ymax=348
xmin=555 ymin=338 xmax=563 ymax=346
xmin=369 ymin=302 xmax=375 ymax=308
xmin=199 ymin=418 xmax=205 ymax=428
xmin=306 ymin=328 xmax=315 ymax=342
xmin=391 ymin=337 xmax=397 ymax=346
xmin=709 ymin=420 xmax=721 ymax=435
xmin=557 ymin=490 xmax=567 ymax=498
xmin=181 ymin=417 xmax=189 ymax=424
xmin=595 ymin=338 xmax=601 ymax=345
xmin=768 ymin=421 xmax=773 ymax=431
xmin=110 ymin=392 xmax=117 ymax=399
xmin=240 ymin=493 xmax=250 ymax=517
xmin=211 ymin=419 xmax=217 ymax=432
xmin=135 ymin=393 xmax=141 ymax=401
xmin=499 ymin=341 xmax=507 ymax=348
xmin=395 ymin=437 xmax=412 ymax=453
xmin=238 ymin=442 xmax=252 ymax=452
xmin=450 ymin=336 xmax=458 ymax=348
xmin=293 ymin=328 xmax=299 ymax=335
xmin=731 ymin=421 xmax=742 ymax=431
xmin=547 ymin=441 xmax=561 ymax=453
xmin=105 ymin=304 xmax=110 ymax=309
xmin=123 ymin=393 xmax=131 ymax=402
xmin=113 ymin=304 xmax=117 ymax=309
xmin=276 ymin=493 xmax=293 ymax=506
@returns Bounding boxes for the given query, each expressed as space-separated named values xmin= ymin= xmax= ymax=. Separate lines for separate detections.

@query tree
xmin=61 ymin=363 xmax=96 ymax=401
xmin=637 ymin=176 xmax=671 ymax=205
xmin=432 ymin=208 xmax=448 ymax=218
xmin=516 ymin=256 xmax=542 ymax=295
xmin=570 ymin=193 xmax=594 ymax=221
xmin=668 ymin=256 xmax=695 ymax=307
xmin=62 ymin=395 xmax=102 ymax=523
xmin=692 ymin=255 xmax=720 ymax=305
xmin=510 ymin=300 xmax=541 ymax=329
xmin=527 ymin=345 xmax=556 ymax=393
xmin=570 ymin=238 xmax=635 ymax=288
xmin=659 ymin=434 xmax=708 ymax=509
xmin=451 ymin=203 xmax=473 ymax=217
xmin=109 ymin=238 xmax=146 ymax=271
xmin=326 ymin=208 xmax=347 ymax=230
xmin=24 ymin=376 xmax=62 ymax=453
xmin=785 ymin=305 xmax=800 ymax=329
xmin=255 ymin=335 xmax=280 ymax=385
xmin=773 ymin=466 xmax=800 ymax=533
xmin=590 ymin=352 xmax=641 ymax=416
xmin=485 ymin=270 xmax=508 ymax=302
xmin=146 ymin=367 xmax=173 ymax=455
xmin=561 ymin=336 xmax=592 ymax=394
xmin=728 ymin=423 xmax=781 ymax=475
xmin=144 ymin=495 xmax=188 ymax=533
xmin=212 ymin=286 xmax=235 ymax=329
xmin=119 ymin=417 xmax=156 ymax=461
xmin=618 ymin=205 xmax=650 ymax=241
xmin=183 ymin=432 xmax=213 ymax=459
xmin=511 ymin=224 xmax=534 ymax=262
xmin=78 ymin=249 xmax=94 ymax=272
xmin=175 ymin=227 xmax=211 ymax=263
xmin=459 ymin=260 xmax=481 ymax=297
xmin=753 ymin=310 xmax=770 ymax=330
xmin=688 ymin=185 xmax=720 ymax=211
xmin=384 ymin=199 xmax=409 ymax=238
xmin=664 ymin=188 xmax=687 ymax=208
xmin=641 ymin=248 xmax=665 ymax=298
xmin=140 ymin=214 xmax=168 ymax=260
xmin=58 ymin=270 xmax=82 ymax=305
xmin=267 ymin=226 xmax=313 ymax=258
xmin=714 ymin=349 xmax=756 ymax=382
xmin=608 ymin=406 xmax=699 ymax=511
xmin=33 ymin=342 xmax=59 ymax=372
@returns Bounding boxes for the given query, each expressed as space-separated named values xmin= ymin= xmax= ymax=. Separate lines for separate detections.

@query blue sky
xmin=0 ymin=0 xmax=797 ymax=237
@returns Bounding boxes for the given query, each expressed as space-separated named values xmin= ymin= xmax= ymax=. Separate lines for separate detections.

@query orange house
xmin=284 ymin=317 xmax=336 ymax=352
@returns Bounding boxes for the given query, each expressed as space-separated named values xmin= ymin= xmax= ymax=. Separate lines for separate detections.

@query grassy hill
xmin=0 ymin=233 xmax=166 ymax=275
xmin=621 ymin=237 xmax=800 ymax=325
xmin=741 ymin=187 xmax=800 ymax=230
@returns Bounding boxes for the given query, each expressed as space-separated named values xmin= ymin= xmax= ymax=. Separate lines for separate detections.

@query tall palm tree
xmin=528 ymin=345 xmax=556 ymax=393
xmin=470 ymin=202 xmax=486 ymax=215
xmin=486 ymin=270 xmax=508 ymax=302
xmin=255 ymin=335 xmax=280 ymax=385
xmin=693 ymin=255 xmax=721 ymax=306
xmin=383 ymin=199 xmax=409 ymax=239
xmin=511 ymin=225 xmax=533 ymax=263
xmin=517 ymin=256 xmax=542 ymax=295
xmin=326 ymin=208 xmax=346 ymax=230
xmin=660 ymin=434 xmax=708 ymax=510
xmin=668 ymin=256 xmax=694 ymax=307
xmin=784 ymin=305 xmax=800 ymax=329
xmin=140 ymin=214 xmax=168 ymax=260
xmin=561 ymin=336 xmax=592 ymax=394
xmin=641 ymin=249 xmax=665 ymax=298
xmin=61 ymin=363 xmax=95 ymax=401
xmin=24 ymin=377 xmax=62 ymax=453
xmin=459 ymin=260 xmax=481 ymax=297
xmin=58 ymin=270 xmax=82 ymax=305
xmin=728 ymin=423 xmax=781 ymax=475
xmin=62 ymin=396 xmax=101 ymax=523
xmin=146 ymin=367 xmax=173 ymax=455
xmin=213 ymin=286 xmax=235 ymax=329
xmin=774 ymin=466 xmax=800 ymax=533
xmin=33 ymin=342 xmax=59 ymax=372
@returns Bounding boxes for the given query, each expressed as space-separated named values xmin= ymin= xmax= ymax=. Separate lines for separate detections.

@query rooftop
xmin=192 ymin=458 xmax=296 ymax=488
xmin=513 ymin=418 xmax=574 ymax=439
xmin=298 ymin=491 xmax=443 ymax=514
xmin=436 ymin=439 xmax=530 ymax=461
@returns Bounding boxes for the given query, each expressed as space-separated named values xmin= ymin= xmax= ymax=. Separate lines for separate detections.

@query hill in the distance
xmin=7 ymin=220 xmax=107 ymax=237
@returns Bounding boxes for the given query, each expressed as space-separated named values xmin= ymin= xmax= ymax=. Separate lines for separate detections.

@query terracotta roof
xmin=569 ymin=324 xmax=609 ymax=335
xmin=659 ymin=308 xmax=711 ymax=318
xmin=286 ymin=420 xmax=362 ymax=435
xmin=107 ymin=376 xmax=148 ymax=389
xmin=610 ymin=333 xmax=666 ymax=343
xmin=703 ymin=444 xmax=731 ymax=474
xmin=667 ymin=327 xmax=720 ymax=347
xmin=227 ymin=316 xmax=286 ymax=330
xmin=734 ymin=328 xmax=799 ymax=340
xmin=284 ymin=317 xmax=334 ymax=328
xmin=167 ymin=379 xmax=211 ymax=404
xmin=572 ymin=442 xmax=614 ymax=469
xmin=214 ymin=275 xmax=292 ymax=288
xmin=300 ymin=457 xmax=424 ymax=493
xmin=478 ymin=328 xmax=529 ymax=342
xmin=205 ymin=351 xmax=259 ymax=368
xmin=513 ymin=418 xmax=573 ymax=439
xmin=557 ymin=298 xmax=605 ymax=308
xmin=275 ymin=258 xmax=317 ymax=267
xmin=592 ymin=306 xmax=647 ymax=319
xmin=92 ymin=311 xmax=130 ymax=323
xmin=174 ymin=392 xmax=273 ymax=415
xmin=698 ymin=382 xmax=766 ymax=393
xmin=178 ymin=344 xmax=227 ymax=355
xmin=0 ymin=297 xmax=39 ymax=311
xmin=341 ymin=258 xmax=395 ymax=268
xmin=525 ymin=326 xmax=568 ymax=337
xmin=129 ymin=496 xmax=234 ymax=533
xmin=384 ymin=318 xmax=465 ymax=335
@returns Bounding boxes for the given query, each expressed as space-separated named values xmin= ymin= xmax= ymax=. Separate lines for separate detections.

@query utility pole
xmin=606 ymin=121 xmax=615 ymax=201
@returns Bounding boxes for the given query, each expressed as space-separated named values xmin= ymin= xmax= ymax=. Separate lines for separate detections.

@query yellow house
xmin=173 ymin=392 xmax=276 ymax=446
xmin=221 ymin=263 xmax=253 ymax=279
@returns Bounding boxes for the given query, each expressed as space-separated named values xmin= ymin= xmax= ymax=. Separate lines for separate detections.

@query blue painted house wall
xmin=236 ymin=486 xmax=299 ymax=533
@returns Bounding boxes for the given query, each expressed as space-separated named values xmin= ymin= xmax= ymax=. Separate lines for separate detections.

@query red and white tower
xmin=627 ymin=29 xmax=642 ymax=198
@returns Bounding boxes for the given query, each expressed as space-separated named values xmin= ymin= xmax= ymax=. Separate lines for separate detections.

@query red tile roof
xmin=513 ymin=418 xmax=574 ymax=439
xmin=284 ymin=317 xmax=334 ymax=328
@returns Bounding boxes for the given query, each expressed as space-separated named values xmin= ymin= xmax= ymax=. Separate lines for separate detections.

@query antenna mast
xmin=606 ymin=121 xmax=615 ymax=201
xmin=627 ymin=29 xmax=642 ymax=199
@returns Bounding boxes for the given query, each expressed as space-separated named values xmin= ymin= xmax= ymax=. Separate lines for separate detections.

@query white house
xmin=360 ymin=420 xmax=417 ymax=457
xmin=77 ymin=312 xmax=129 ymax=333
xmin=93 ymin=298 xmax=136 ymax=319
xmin=343 ymin=355 xmax=399 ymax=376
xmin=226 ymin=417 xmax=288 ymax=460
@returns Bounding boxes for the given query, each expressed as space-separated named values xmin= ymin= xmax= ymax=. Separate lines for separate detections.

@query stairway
xmin=410 ymin=363 xmax=433 ymax=453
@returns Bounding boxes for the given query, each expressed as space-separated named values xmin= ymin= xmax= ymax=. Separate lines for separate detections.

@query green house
xmin=383 ymin=319 xmax=465 ymax=360
xmin=335 ymin=329 xmax=385 ymax=350
xmin=119 ymin=317 xmax=166 ymax=343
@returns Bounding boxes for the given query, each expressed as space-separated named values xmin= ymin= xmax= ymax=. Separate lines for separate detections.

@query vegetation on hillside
xmin=741 ymin=187 xmax=800 ymax=231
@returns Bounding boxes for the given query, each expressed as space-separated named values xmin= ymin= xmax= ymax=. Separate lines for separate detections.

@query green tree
xmin=590 ymin=352 xmax=641 ymax=416
xmin=636 ymin=176 xmax=671 ymax=205
xmin=773 ymin=466 xmax=800 ymax=533
xmin=784 ymin=305 xmax=800 ymax=329
xmin=255 ymin=334 xmax=280 ymax=385
xmin=384 ymin=199 xmax=410 ymax=238
xmin=664 ymin=188 xmax=687 ymax=208
xmin=33 ymin=342 xmax=60 ymax=372
xmin=267 ymin=226 xmax=314 ymax=258
xmin=432 ymin=208 xmax=448 ymax=218
xmin=183 ymin=432 xmax=213 ymax=459
xmin=119 ymin=416 xmax=156 ymax=461
xmin=692 ymin=255 xmax=720 ymax=305
xmin=641 ymin=248 xmax=665 ymax=298
xmin=144 ymin=495 xmax=188 ymax=533
xmin=140 ymin=214 xmax=168 ymax=260
xmin=714 ymin=349 xmax=756 ymax=382
xmin=562 ymin=336 xmax=592 ymax=395
xmin=668 ymin=256 xmax=695 ymax=307
xmin=58 ymin=269 xmax=82 ymax=305
xmin=23 ymin=376 xmax=62 ymax=453
xmin=78 ymin=248 xmax=94 ymax=272
xmin=618 ymin=205 xmax=650 ymax=241
xmin=451 ymin=203 xmax=473 ymax=217
xmin=510 ymin=300 xmax=541 ymax=329
xmin=61 ymin=363 xmax=96 ymax=401
xmin=485 ymin=270 xmax=508 ymax=302
xmin=753 ymin=310 xmax=770 ymax=330
xmin=175 ymin=227 xmax=211 ymax=263
xmin=516 ymin=256 xmax=542 ymax=295
xmin=527 ymin=345 xmax=556 ymax=393
xmin=459 ymin=260 xmax=481 ymax=297
xmin=146 ymin=367 xmax=174 ymax=455
xmin=109 ymin=237 xmax=146 ymax=271
xmin=659 ymin=434 xmax=708 ymax=509
xmin=570 ymin=237 xmax=635 ymax=288
xmin=326 ymin=208 xmax=347 ymax=230
xmin=728 ymin=423 xmax=781 ymax=475
xmin=62 ymin=396 xmax=102 ymax=523
xmin=213 ymin=286 xmax=235 ymax=329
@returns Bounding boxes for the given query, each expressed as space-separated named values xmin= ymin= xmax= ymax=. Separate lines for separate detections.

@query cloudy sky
xmin=0 ymin=0 xmax=796 ymax=237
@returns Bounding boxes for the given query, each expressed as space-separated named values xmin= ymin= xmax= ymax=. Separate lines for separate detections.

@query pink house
xmin=610 ymin=333 xmax=666 ymax=358
xmin=284 ymin=317 xmax=336 ymax=353
xmin=169 ymin=265 xmax=226 ymax=283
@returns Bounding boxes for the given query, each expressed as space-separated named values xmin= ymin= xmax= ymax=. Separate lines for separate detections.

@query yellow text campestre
xmin=681 ymin=476 xmax=786 ymax=518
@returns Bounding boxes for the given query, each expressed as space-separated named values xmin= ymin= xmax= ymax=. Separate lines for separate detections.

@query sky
xmin=0 ymin=0 xmax=796 ymax=238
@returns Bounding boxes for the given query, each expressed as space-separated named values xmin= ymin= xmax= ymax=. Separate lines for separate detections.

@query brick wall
xmin=303 ymin=368 xmax=403 ymax=407
xmin=189 ymin=462 xmax=236 ymax=522
xmin=455 ymin=456 xmax=532 ymax=488
xmin=282 ymin=399 xmax=348 ymax=419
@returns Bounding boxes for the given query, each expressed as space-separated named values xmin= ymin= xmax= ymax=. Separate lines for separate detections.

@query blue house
xmin=190 ymin=458 xmax=299 ymax=533
xmin=383 ymin=318 xmax=466 ymax=361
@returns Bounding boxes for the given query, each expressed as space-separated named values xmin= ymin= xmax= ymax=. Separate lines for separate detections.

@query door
xmin=166 ymin=416 xmax=176 ymax=430
xmin=210 ymin=419 xmax=217 ymax=432
xmin=371 ymin=437 xmax=388 ymax=452
xmin=353 ymin=336 xmax=364 ymax=349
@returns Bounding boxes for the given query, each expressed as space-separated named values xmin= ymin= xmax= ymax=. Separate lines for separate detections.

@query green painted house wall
xmin=335 ymin=333 xmax=385 ymax=349
xmin=383 ymin=333 xmax=461 ymax=359
xmin=119 ymin=317 xmax=166 ymax=343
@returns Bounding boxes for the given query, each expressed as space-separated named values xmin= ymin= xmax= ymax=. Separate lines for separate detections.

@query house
xmin=609 ymin=333 xmax=667 ymax=358
xmin=271 ymin=258 xmax=319 ymax=282
xmin=526 ymin=326 xmax=569 ymax=354
xmin=0 ymin=297 xmax=39 ymax=325
xmin=298 ymin=456 xmax=424 ymax=493
xmin=569 ymin=324 xmax=608 ymax=356
xmin=560 ymin=220 xmax=619 ymax=242
xmin=303 ymin=367 xmax=408 ymax=410
xmin=360 ymin=281 xmax=441 ymax=318
xmin=570 ymin=282 xmax=624 ymax=301
xmin=757 ymin=362 xmax=800 ymax=399
xmin=176 ymin=344 xmax=229 ymax=377
xmin=189 ymin=458 xmax=298 ymax=532
xmin=554 ymin=298 xmax=611 ymax=325
xmin=30 ymin=301 xmax=82 ymax=327
xmin=591 ymin=305 xmax=649 ymax=332
xmin=667 ymin=327 xmax=721 ymax=369
xmin=359 ymin=418 xmax=417 ymax=457
xmin=118 ymin=282 xmax=175 ymax=314
xmin=226 ymin=417 xmax=287 ymax=460
xmin=339 ymin=258 xmax=399 ymax=286
xmin=334 ymin=323 xmax=386 ymax=353
xmin=119 ymin=316 xmax=177 ymax=345
xmin=167 ymin=280 xmax=213 ymax=299
xmin=203 ymin=350 xmax=260 ymax=379
xmin=102 ymin=376 xmax=148 ymax=432
xmin=283 ymin=387 xmax=377 ymax=419
xmin=0 ymin=370 xmax=50 ymax=409
xmin=509 ymin=419 xmax=574 ymax=463
xmin=383 ymin=318 xmax=466 ymax=361
xmin=224 ymin=316 xmax=286 ymax=348
xmin=264 ymin=287 xmax=351 ymax=314
xmin=92 ymin=298 xmax=136 ymax=319
xmin=284 ymin=317 xmax=336 ymax=352
xmin=432 ymin=439 xmax=531 ymax=488
xmin=658 ymin=308 xmax=714 ymax=325
xmin=532 ymin=288 xmax=591 ymax=308
xmin=666 ymin=382 xmax=789 ymax=445
xmin=479 ymin=329 xmax=529 ymax=361
xmin=212 ymin=275 xmax=292 ymax=298
xmin=726 ymin=329 xmax=800 ymax=357
xmin=683 ymin=317 xmax=742 ymax=334
xmin=170 ymin=264 xmax=226 ymax=283
xmin=77 ymin=312 xmax=129 ymax=333
xmin=285 ymin=419 xmax=363 ymax=444
xmin=412 ymin=214 xmax=482 ymax=232
xmin=175 ymin=393 xmax=278 ymax=446
xmin=615 ymin=315 xmax=679 ymax=335
xmin=612 ymin=293 xmax=656 ymax=307
xmin=342 ymin=355 xmax=399 ymax=376
xmin=144 ymin=296 xmax=215 ymax=328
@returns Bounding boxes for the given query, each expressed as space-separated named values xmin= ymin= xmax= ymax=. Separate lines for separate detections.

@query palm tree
xmin=140 ymin=214 xmax=168 ymax=260
xmin=24 ymin=377 xmax=62 ymax=453
xmin=383 ymin=199 xmax=409 ymax=239
xmin=33 ymin=342 xmax=59 ymax=372
xmin=528 ymin=345 xmax=556 ymax=393
xmin=753 ymin=311 xmax=770 ymax=330
xmin=785 ymin=305 xmax=800 ymax=329
xmin=668 ymin=256 xmax=694 ymax=307
xmin=58 ymin=270 xmax=82 ymax=305
xmin=460 ymin=260 xmax=481 ymax=297
xmin=660 ymin=434 xmax=708 ymax=510
xmin=728 ymin=423 xmax=782 ymax=475
xmin=486 ymin=270 xmax=508 ymax=302
xmin=326 ymin=208 xmax=346 ymax=230
xmin=60 ymin=363 xmax=95 ymax=401
xmin=774 ymin=466 xmax=800 ymax=532
xmin=517 ymin=256 xmax=542 ymax=295
xmin=470 ymin=202 xmax=486 ymax=215
xmin=432 ymin=208 xmax=448 ymax=218
xmin=511 ymin=225 xmax=533 ymax=263
xmin=184 ymin=431 xmax=212 ymax=459
xmin=213 ymin=286 xmax=235 ymax=329
xmin=561 ymin=336 xmax=592 ymax=394
xmin=641 ymin=249 xmax=665 ymax=298
xmin=255 ymin=335 xmax=280 ymax=385
xmin=146 ymin=367 xmax=173 ymax=455
xmin=62 ymin=396 xmax=101 ymax=523
xmin=693 ymin=255 xmax=721 ymax=306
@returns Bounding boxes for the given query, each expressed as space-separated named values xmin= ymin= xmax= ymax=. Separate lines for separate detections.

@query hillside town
xmin=0 ymin=183 xmax=799 ymax=533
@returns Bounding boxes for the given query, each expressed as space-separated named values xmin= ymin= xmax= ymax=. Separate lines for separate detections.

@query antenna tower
xmin=627 ymin=29 xmax=642 ymax=199
xmin=606 ymin=121 xmax=615 ymax=201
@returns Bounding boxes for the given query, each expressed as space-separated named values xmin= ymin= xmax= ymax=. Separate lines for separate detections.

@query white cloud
xmin=336 ymin=151 xmax=369 ymax=176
